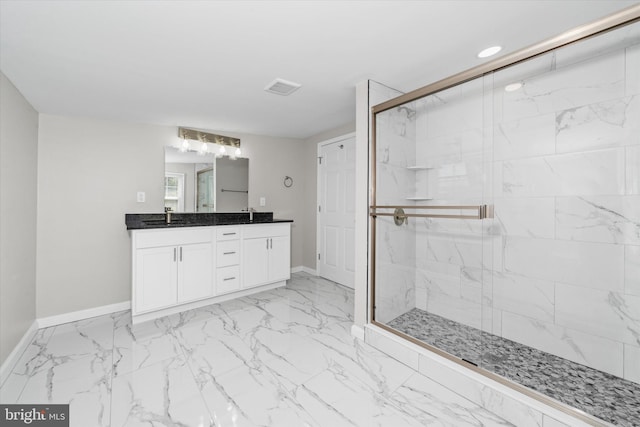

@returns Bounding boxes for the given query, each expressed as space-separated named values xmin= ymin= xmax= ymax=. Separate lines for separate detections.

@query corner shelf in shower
xmin=406 ymin=166 xmax=433 ymax=201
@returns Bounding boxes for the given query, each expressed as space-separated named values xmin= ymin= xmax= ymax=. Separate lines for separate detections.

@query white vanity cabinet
xmin=132 ymin=228 xmax=214 ymax=316
xmin=134 ymin=246 xmax=178 ymax=312
xmin=130 ymin=222 xmax=291 ymax=324
xmin=215 ymin=226 xmax=241 ymax=295
xmin=242 ymin=224 xmax=291 ymax=289
xmin=177 ymin=242 xmax=214 ymax=302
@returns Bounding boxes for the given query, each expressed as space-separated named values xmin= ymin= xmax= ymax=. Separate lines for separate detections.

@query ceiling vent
xmin=264 ymin=78 xmax=302 ymax=96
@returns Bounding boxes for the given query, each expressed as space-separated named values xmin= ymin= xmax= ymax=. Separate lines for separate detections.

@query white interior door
xmin=317 ymin=134 xmax=356 ymax=288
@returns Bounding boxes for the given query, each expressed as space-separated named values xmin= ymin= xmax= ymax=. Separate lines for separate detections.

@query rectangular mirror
xmin=164 ymin=146 xmax=249 ymax=212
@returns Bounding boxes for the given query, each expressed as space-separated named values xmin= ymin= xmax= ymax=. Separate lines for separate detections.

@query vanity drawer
xmin=243 ymin=223 xmax=289 ymax=239
xmin=135 ymin=227 xmax=212 ymax=249
xmin=216 ymin=241 xmax=240 ymax=267
xmin=216 ymin=226 xmax=240 ymax=241
xmin=216 ymin=266 xmax=240 ymax=295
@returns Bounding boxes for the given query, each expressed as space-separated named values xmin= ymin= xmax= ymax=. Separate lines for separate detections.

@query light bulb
xmin=235 ymin=147 xmax=241 ymax=157
xmin=198 ymin=142 xmax=208 ymax=155
xmin=218 ymin=145 xmax=226 ymax=156
xmin=180 ymin=138 xmax=190 ymax=152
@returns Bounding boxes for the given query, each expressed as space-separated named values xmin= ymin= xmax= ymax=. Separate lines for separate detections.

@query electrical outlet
xmin=259 ymin=197 xmax=266 ymax=206
xmin=137 ymin=191 xmax=146 ymax=203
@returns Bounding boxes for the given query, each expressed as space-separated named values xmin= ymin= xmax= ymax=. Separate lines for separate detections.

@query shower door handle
xmin=369 ymin=204 xmax=492 ymax=221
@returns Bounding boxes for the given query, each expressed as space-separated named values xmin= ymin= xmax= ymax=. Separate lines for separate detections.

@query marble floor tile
xmin=45 ymin=313 xmax=116 ymax=358
xmin=17 ymin=355 xmax=112 ymax=427
xmin=1 ymin=273 xmax=516 ymax=427
xmin=388 ymin=373 xmax=514 ymax=426
xmin=112 ymin=312 xmax=184 ymax=377
xmin=299 ymin=370 xmax=423 ymax=427
xmin=198 ymin=363 xmax=319 ymax=427
xmin=0 ymin=328 xmax=55 ymax=403
xmin=110 ymin=356 xmax=212 ymax=427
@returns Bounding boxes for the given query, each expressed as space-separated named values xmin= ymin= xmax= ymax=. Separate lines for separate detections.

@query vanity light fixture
xmin=477 ymin=45 xmax=502 ymax=58
xmin=505 ymin=82 xmax=524 ymax=92
xmin=178 ymin=127 xmax=241 ymax=158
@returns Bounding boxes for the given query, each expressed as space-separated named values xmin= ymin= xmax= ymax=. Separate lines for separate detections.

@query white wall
xmin=36 ymin=115 xmax=171 ymax=318
xmin=36 ymin=115 xmax=307 ymax=318
xmin=0 ymin=72 xmax=38 ymax=365
xmin=238 ymin=132 xmax=307 ymax=268
xmin=354 ymin=81 xmax=369 ymax=328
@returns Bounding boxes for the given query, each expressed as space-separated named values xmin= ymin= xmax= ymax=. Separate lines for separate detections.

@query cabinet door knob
xmin=223 ymin=251 xmax=236 ymax=255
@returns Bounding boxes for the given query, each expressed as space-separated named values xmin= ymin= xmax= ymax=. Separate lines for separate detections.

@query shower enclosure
xmin=370 ymin=8 xmax=639 ymax=426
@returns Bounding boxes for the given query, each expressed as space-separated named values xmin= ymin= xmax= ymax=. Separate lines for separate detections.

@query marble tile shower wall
xmin=406 ymin=31 xmax=640 ymax=384
xmin=375 ymin=103 xmax=417 ymax=323
xmin=412 ymin=77 xmax=492 ymax=334
xmin=492 ymin=39 xmax=640 ymax=384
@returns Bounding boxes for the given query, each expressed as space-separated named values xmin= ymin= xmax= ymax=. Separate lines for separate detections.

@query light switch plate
xmin=137 ymin=191 xmax=146 ymax=203
xmin=259 ymin=197 xmax=266 ymax=206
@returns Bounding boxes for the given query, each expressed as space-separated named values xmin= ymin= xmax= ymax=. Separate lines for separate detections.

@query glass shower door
xmin=197 ymin=168 xmax=215 ymax=212
xmin=373 ymin=76 xmax=492 ymax=367
xmin=371 ymin=16 xmax=640 ymax=425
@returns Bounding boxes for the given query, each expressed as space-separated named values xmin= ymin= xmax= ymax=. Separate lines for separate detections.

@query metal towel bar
xmin=370 ymin=205 xmax=491 ymax=221
xmin=221 ymin=188 xmax=248 ymax=193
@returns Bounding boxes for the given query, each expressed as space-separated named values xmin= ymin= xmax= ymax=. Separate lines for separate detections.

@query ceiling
xmin=1 ymin=1 xmax=637 ymax=139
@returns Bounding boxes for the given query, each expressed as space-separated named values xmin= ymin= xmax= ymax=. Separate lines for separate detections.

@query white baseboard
xmin=351 ymin=324 xmax=365 ymax=341
xmin=291 ymin=266 xmax=318 ymax=276
xmin=37 ymin=301 xmax=131 ymax=329
xmin=0 ymin=320 xmax=38 ymax=387
xmin=302 ymin=266 xmax=317 ymax=275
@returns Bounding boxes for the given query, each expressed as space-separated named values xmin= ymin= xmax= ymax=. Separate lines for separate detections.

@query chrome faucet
xmin=248 ymin=207 xmax=256 ymax=222
xmin=164 ymin=207 xmax=172 ymax=224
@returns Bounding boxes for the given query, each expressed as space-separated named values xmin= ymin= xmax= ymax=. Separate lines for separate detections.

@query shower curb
xmin=363 ymin=324 xmax=610 ymax=427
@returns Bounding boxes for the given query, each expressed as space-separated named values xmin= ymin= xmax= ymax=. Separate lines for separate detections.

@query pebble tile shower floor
xmin=388 ymin=308 xmax=640 ymax=426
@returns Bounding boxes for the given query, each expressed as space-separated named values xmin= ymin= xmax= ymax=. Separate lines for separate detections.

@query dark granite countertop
xmin=125 ymin=212 xmax=292 ymax=230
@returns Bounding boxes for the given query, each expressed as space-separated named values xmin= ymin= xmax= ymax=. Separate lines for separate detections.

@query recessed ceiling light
xmin=505 ymin=82 xmax=523 ymax=92
xmin=477 ymin=46 xmax=502 ymax=58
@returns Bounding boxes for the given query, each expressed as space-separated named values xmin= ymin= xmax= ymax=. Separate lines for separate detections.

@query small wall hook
xmin=284 ymin=176 xmax=293 ymax=188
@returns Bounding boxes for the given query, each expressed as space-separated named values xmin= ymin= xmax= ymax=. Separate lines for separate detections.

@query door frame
xmin=316 ymin=132 xmax=356 ymax=280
